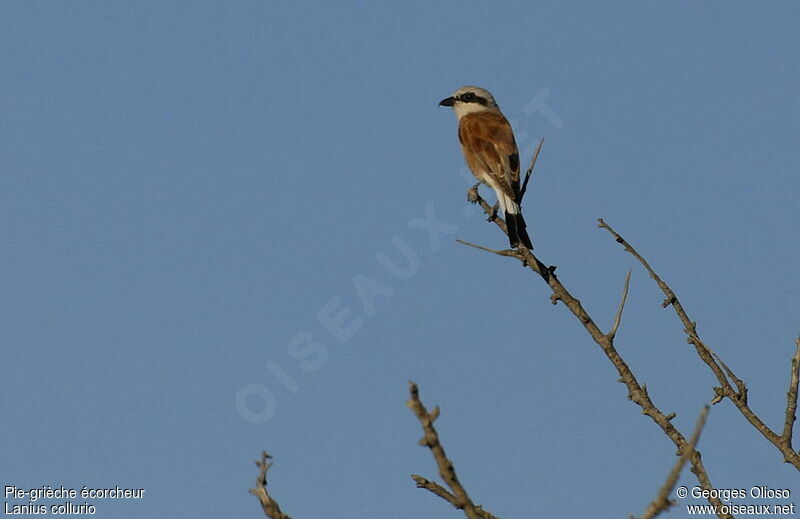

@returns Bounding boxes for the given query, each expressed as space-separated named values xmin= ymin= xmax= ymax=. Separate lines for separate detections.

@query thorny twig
xmin=597 ymin=218 xmax=800 ymax=468
xmin=458 ymin=150 xmax=733 ymax=516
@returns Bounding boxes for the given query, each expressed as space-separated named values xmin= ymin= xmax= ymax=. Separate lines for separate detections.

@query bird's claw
xmin=467 ymin=184 xmax=480 ymax=204
xmin=486 ymin=202 xmax=499 ymax=222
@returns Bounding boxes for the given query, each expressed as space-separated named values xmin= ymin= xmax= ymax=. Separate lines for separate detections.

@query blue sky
xmin=1 ymin=1 xmax=798 ymax=517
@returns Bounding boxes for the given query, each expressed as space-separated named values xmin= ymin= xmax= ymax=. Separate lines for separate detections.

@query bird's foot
xmin=467 ymin=184 xmax=481 ymax=204
xmin=485 ymin=202 xmax=499 ymax=222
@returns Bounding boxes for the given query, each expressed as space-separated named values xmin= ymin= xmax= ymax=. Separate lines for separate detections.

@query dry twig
xmin=407 ymin=382 xmax=501 ymax=519
xmin=459 ymin=156 xmax=732 ymax=516
xmin=250 ymin=451 xmax=292 ymax=519
xmin=455 ymin=239 xmax=523 ymax=260
xmin=637 ymin=406 xmax=710 ymax=519
xmin=609 ymin=269 xmax=632 ymax=340
xmin=782 ymin=336 xmax=800 ymax=452
xmin=519 ymin=137 xmax=544 ymax=204
xmin=597 ymin=218 xmax=800 ymax=468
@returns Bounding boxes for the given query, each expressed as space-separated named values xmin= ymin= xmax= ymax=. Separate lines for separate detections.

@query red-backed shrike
xmin=439 ymin=86 xmax=533 ymax=249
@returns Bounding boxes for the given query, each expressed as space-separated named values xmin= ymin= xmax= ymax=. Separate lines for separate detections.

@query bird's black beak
xmin=439 ymin=96 xmax=456 ymax=107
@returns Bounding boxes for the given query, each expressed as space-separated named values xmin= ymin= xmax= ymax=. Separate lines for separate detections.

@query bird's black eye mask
xmin=460 ymin=92 xmax=487 ymax=105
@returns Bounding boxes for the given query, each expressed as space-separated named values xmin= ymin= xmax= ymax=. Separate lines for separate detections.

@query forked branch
xmin=458 ymin=151 xmax=731 ymax=516
xmin=250 ymin=451 xmax=292 ymax=519
xmin=597 ymin=218 xmax=800 ymax=468
xmin=407 ymin=382 xmax=501 ymax=519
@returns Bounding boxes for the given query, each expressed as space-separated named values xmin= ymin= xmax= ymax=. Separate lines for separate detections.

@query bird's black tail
xmin=505 ymin=211 xmax=533 ymax=250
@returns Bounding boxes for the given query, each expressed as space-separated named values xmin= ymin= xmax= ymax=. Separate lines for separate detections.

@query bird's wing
xmin=458 ymin=111 xmax=520 ymax=200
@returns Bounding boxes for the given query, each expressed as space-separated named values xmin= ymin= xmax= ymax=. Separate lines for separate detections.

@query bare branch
xmin=637 ymin=406 xmax=710 ymax=519
xmin=597 ymin=218 xmax=746 ymax=392
xmin=249 ymin=451 xmax=292 ymax=519
xmin=407 ymin=382 xmax=500 ymax=519
xmin=519 ymin=137 xmax=544 ymax=204
xmin=783 ymin=336 xmax=800 ymax=450
xmin=608 ymin=269 xmax=632 ymax=340
xmin=464 ymin=195 xmax=731 ymax=517
xmin=597 ymin=217 xmax=800 ymax=469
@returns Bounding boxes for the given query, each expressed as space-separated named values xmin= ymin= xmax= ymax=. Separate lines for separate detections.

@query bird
xmin=439 ymin=86 xmax=533 ymax=249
